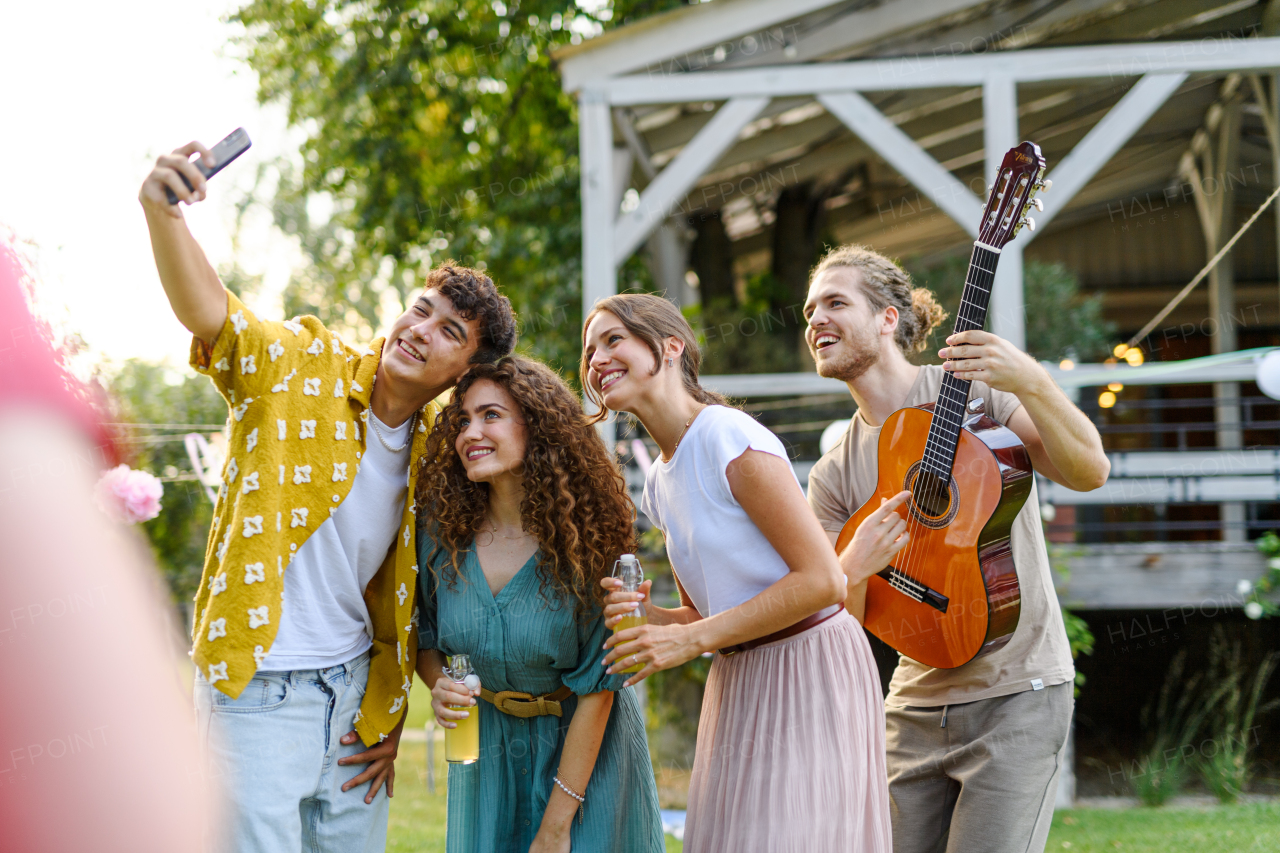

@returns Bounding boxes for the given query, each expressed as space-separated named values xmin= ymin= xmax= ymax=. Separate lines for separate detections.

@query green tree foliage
xmin=696 ymin=270 xmax=805 ymax=376
xmin=107 ymin=361 xmax=227 ymax=604
xmin=909 ymin=256 xmax=1116 ymax=363
xmin=230 ymin=0 xmax=679 ymax=378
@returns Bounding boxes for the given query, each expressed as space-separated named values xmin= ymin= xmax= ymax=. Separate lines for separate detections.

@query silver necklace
xmin=368 ymin=410 xmax=416 ymax=453
xmin=486 ymin=514 xmax=529 ymax=541
xmin=665 ymin=405 xmax=705 ymax=461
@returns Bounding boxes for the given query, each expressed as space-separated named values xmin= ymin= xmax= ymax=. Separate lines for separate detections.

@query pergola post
xmin=984 ymin=74 xmax=1025 ymax=350
xmin=568 ymin=39 xmax=1277 ymax=418
xmin=580 ymin=92 xmax=617 ymax=447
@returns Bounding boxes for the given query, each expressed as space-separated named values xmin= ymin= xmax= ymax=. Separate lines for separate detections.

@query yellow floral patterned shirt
xmin=189 ymin=291 xmax=437 ymax=746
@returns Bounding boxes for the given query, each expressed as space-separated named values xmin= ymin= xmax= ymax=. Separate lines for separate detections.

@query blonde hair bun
xmin=908 ymin=287 xmax=949 ymax=353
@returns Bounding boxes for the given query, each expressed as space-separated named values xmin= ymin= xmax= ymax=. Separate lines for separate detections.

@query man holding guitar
xmin=804 ymin=237 xmax=1108 ymax=850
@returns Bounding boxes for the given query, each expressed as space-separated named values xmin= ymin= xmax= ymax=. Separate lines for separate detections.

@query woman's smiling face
xmin=454 ymin=379 xmax=528 ymax=484
xmin=583 ymin=310 xmax=661 ymax=412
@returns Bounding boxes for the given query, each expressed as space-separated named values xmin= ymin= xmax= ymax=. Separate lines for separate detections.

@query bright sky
xmin=0 ymin=1 xmax=301 ymax=370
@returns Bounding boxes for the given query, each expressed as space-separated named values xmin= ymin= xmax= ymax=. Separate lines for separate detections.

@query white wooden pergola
xmin=558 ymin=0 xmax=1280 ymax=447
xmin=571 ymin=40 xmax=1280 ymax=344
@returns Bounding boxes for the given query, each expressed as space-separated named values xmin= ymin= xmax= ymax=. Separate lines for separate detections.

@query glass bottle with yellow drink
xmin=444 ymin=654 xmax=481 ymax=764
xmin=612 ymin=554 xmax=647 ymax=673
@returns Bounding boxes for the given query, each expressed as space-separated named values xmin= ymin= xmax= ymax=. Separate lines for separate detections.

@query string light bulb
xmin=1098 ymin=391 xmax=1117 ymax=408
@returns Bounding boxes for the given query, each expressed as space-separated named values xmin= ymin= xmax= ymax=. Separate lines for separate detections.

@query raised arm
xmin=138 ymin=141 xmax=227 ymax=344
xmin=941 ymin=330 xmax=1110 ymax=491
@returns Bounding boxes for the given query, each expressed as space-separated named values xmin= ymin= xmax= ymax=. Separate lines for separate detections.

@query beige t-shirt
xmin=807 ymin=365 xmax=1074 ymax=708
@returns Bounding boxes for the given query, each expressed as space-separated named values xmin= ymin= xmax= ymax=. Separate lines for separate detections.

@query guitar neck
xmin=922 ymin=241 xmax=1002 ymax=478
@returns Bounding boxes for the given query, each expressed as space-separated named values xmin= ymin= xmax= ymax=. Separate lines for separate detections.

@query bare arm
xmin=941 ymin=330 xmax=1110 ymax=491
xmin=530 ymin=692 xmax=614 ymax=851
xmin=824 ymin=530 xmax=868 ymax=622
xmin=821 ymin=490 xmax=912 ymax=623
xmin=1005 ymin=388 xmax=1110 ymax=491
xmin=1 ymin=412 xmax=209 ymax=850
xmin=604 ymin=450 xmax=846 ymax=684
xmin=138 ymin=141 xmax=228 ymax=344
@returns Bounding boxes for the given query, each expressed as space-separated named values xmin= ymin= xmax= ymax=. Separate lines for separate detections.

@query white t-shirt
xmin=640 ymin=405 xmax=800 ymax=618
xmin=260 ymin=411 xmax=412 ymax=671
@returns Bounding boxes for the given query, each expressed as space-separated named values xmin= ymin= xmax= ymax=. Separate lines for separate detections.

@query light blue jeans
xmin=194 ymin=651 xmax=389 ymax=853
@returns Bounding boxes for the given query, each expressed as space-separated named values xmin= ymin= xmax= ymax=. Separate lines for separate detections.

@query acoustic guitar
xmin=835 ymin=142 xmax=1048 ymax=669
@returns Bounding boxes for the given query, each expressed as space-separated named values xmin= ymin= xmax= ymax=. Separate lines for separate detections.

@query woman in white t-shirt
xmin=581 ymin=294 xmax=906 ymax=853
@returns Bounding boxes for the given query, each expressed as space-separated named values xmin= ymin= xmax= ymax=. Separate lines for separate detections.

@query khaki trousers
xmin=886 ymin=682 xmax=1073 ymax=853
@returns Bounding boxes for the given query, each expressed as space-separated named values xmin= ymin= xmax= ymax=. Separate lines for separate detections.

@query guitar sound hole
xmin=911 ymin=469 xmax=952 ymax=518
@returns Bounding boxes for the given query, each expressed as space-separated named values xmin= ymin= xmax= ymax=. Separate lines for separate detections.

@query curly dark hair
xmin=426 ymin=263 xmax=518 ymax=364
xmin=416 ymin=356 xmax=637 ymax=619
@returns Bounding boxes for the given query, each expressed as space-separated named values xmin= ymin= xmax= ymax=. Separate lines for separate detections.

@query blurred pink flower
xmin=95 ymin=464 xmax=164 ymax=524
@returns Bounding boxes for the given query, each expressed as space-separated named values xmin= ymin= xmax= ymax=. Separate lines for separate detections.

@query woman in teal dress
xmin=413 ymin=356 xmax=664 ymax=853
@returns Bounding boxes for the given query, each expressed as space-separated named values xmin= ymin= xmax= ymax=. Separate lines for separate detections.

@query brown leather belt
xmin=718 ymin=604 xmax=845 ymax=656
xmin=479 ymin=685 xmax=573 ymax=718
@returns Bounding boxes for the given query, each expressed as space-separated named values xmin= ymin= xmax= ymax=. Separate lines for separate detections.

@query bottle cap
xmin=620 ymin=553 xmax=637 ymax=563
xmin=463 ymin=673 xmax=481 ymax=691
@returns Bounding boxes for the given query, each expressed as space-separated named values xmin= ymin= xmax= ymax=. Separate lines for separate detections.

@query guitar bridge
xmin=877 ymin=568 xmax=949 ymax=614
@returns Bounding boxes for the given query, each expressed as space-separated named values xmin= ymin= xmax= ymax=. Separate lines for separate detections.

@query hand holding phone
xmin=163 ymin=128 xmax=252 ymax=204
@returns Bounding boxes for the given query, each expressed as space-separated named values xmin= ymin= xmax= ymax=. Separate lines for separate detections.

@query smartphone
xmin=165 ymin=127 xmax=252 ymax=204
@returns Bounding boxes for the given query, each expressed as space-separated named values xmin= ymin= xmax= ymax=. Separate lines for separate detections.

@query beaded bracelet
xmin=553 ymin=774 xmax=585 ymax=824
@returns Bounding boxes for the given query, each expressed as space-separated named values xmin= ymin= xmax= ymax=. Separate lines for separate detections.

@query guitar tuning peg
xmin=1025 ymin=216 xmax=1036 ymax=231
xmin=1033 ymin=198 xmax=1044 ymax=211
xmin=1041 ymin=178 xmax=1052 ymax=191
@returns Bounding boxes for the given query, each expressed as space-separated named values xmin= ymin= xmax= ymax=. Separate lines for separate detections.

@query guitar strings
xmin=896 ymin=192 xmax=995 ymax=587
xmin=877 ymin=161 xmax=1037 ymax=649
xmin=895 ymin=243 xmax=987 ymax=588
xmin=891 ymin=198 xmax=1006 ymax=603
xmin=911 ymin=171 xmax=1024 ymax=614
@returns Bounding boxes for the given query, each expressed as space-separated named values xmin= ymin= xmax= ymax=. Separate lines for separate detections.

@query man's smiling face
xmin=380 ymin=288 xmax=481 ymax=397
xmin=803 ymin=267 xmax=887 ymax=383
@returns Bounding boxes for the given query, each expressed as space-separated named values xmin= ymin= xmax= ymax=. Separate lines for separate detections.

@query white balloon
xmin=820 ymin=419 xmax=852 ymax=456
xmin=1257 ymin=351 xmax=1280 ymax=400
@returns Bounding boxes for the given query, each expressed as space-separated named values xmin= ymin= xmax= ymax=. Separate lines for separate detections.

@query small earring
xmin=667 ymin=358 xmax=674 ymax=367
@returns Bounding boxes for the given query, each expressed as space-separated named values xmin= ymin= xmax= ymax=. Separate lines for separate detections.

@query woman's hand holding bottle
xmin=601 ymin=576 xmax=651 ymax=630
xmin=430 ymin=674 xmax=480 ymax=729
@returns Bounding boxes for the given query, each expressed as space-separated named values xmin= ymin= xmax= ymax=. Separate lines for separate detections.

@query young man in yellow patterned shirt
xmin=141 ymin=140 xmax=517 ymax=853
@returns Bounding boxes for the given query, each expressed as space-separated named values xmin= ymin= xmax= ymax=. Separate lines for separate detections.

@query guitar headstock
xmin=978 ymin=142 xmax=1048 ymax=248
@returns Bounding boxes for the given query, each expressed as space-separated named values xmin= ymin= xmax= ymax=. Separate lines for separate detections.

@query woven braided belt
xmin=479 ymin=685 xmax=573 ymax=718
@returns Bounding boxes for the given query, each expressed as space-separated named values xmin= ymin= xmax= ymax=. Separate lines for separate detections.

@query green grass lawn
xmin=386 ymin=727 xmax=448 ymax=853
xmin=393 ymin=679 xmax=1277 ymax=852
xmin=1045 ymin=802 xmax=1280 ymax=851
xmin=389 ymin=746 xmax=1279 ymax=853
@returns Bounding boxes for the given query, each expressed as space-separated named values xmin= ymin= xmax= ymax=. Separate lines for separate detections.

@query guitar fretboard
xmin=921 ymin=242 xmax=1001 ymax=479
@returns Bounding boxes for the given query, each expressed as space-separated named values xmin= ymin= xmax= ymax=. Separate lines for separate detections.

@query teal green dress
xmin=417 ymin=537 xmax=664 ymax=853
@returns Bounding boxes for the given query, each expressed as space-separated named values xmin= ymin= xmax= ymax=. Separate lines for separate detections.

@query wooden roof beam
xmin=556 ymin=0 xmax=996 ymax=92
xmin=589 ymin=38 xmax=1280 ymax=104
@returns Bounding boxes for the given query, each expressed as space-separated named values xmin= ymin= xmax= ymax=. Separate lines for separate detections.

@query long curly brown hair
xmin=416 ymin=356 xmax=637 ymax=619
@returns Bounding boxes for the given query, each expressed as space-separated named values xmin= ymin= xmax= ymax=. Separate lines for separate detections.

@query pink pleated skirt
xmin=683 ymin=609 xmax=892 ymax=853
